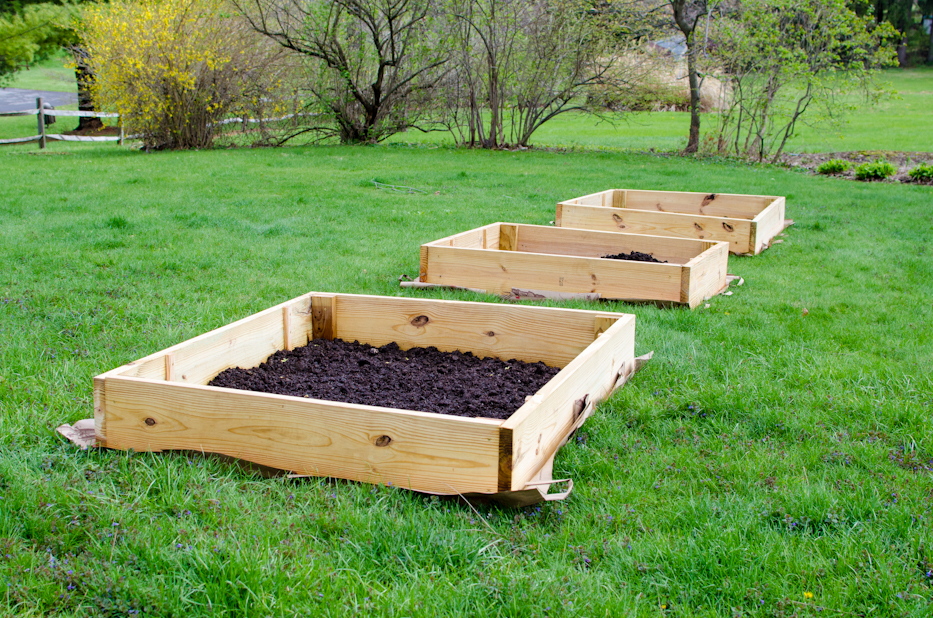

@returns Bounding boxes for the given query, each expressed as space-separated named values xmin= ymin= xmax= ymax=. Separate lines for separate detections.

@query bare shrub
xmin=234 ymin=0 xmax=451 ymax=144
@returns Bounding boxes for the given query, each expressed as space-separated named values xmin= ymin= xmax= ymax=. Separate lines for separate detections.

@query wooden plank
xmin=750 ymin=197 xmax=786 ymax=254
xmin=499 ymin=224 xmax=518 ymax=251
xmin=0 ymin=135 xmax=42 ymax=145
xmin=624 ymin=190 xmax=773 ymax=219
xmin=682 ymin=242 xmax=729 ymax=307
xmin=513 ymin=224 xmax=704 ymax=264
xmin=419 ymin=245 xmax=429 ymax=281
xmin=424 ymin=227 xmax=487 ymax=249
xmin=311 ymin=293 xmax=336 ymax=341
xmin=503 ymin=315 xmax=636 ymax=489
xmin=282 ymin=306 xmax=292 ymax=351
xmin=101 ymin=376 xmax=502 ymax=495
xmin=93 ymin=376 xmax=107 ymax=445
xmin=562 ymin=190 xmax=614 ymax=207
xmin=423 ymin=245 xmax=684 ymax=302
xmin=111 ymin=294 xmax=314 ymax=385
xmin=612 ymin=190 xmax=626 ymax=209
xmin=484 ymin=223 xmax=501 ymax=250
xmin=37 ymin=97 xmax=46 ymax=150
xmin=557 ymin=204 xmax=753 ymax=254
xmin=332 ymin=294 xmax=625 ymax=367
xmin=165 ymin=353 xmax=175 ymax=381
xmin=594 ymin=317 xmax=616 ymax=338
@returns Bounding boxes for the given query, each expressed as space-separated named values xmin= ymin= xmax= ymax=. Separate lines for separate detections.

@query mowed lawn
xmin=0 ymin=139 xmax=931 ymax=616
xmin=4 ymin=57 xmax=933 ymax=153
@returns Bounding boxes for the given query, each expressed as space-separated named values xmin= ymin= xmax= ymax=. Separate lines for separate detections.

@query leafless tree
xmin=438 ymin=0 xmax=641 ymax=149
xmin=234 ymin=0 xmax=451 ymax=143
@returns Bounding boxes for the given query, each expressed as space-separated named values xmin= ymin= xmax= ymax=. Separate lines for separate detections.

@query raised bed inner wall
xmin=94 ymin=293 xmax=636 ymax=497
xmin=420 ymin=223 xmax=728 ymax=308
xmin=556 ymin=189 xmax=786 ymax=255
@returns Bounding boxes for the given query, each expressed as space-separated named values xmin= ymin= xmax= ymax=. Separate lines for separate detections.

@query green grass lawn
xmin=4 ymin=52 xmax=77 ymax=93
xmin=1 ymin=141 xmax=931 ymax=616
xmin=387 ymin=67 xmax=933 ymax=154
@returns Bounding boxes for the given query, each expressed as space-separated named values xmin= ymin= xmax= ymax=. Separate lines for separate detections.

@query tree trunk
xmin=928 ymin=19 xmax=933 ymax=64
xmin=671 ymin=0 xmax=705 ymax=154
xmin=897 ymin=38 xmax=907 ymax=67
xmin=70 ymin=46 xmax=104 ymax=132
xmin=685 ymin=33 xmax=701 ymax=153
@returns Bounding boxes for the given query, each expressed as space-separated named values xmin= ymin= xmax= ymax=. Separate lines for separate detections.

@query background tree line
xmin=0 ymin=0 xmax=910 ymax=156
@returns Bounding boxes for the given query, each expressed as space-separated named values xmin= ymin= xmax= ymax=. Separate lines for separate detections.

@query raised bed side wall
xmin=421 ymin=223 xmax=727 ymax=307
xmin=556 ymin=189 xmax=785 ymax=254
xmin=94 ymin=293 xmax=636 ymax=496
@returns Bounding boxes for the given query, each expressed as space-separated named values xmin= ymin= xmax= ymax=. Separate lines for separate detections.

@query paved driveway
xmin=0 ymin=88 xmax=77 ymax=112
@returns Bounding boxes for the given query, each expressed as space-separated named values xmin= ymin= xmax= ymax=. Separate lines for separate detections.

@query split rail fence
xmin=0 ymin=97 xmax=122 ymax=148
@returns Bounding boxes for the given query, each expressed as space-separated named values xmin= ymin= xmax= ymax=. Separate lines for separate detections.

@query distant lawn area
xmin=4 ymin=59 xmax=932 ymax=153
xmin=0 ymin=139 xmax=931 ymax=615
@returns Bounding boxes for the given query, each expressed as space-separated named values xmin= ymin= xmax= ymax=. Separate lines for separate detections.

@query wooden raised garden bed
xmin=93 ymin=293 xmax=636 ymax=503
xmin=419 ymin=223 xmax=729 ymax=308
xmin=556 ymin=189 xmax=786 ymax=255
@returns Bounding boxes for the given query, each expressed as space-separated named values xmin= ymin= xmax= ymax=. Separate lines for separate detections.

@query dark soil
xmin=208 ymin=338 xmax=561 ymax=420
xmin=602 ymin=250 xmax=667 ymax=263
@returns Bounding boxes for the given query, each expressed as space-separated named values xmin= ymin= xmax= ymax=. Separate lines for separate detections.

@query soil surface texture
xmin=208 ymin=338 xmax=561 ymax=420
xmin=602 ymin=250 xmax=667 ymax=263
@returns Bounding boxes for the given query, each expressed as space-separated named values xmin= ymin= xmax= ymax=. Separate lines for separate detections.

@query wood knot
xmin=722 ymin=222 xmax=735 ymax=232
xmin=701 ymin=193 xmax=716 ymax=206
xmin=144 ymin=417 xmax=156 ymax=426
xmin=611 ymin=214 xmax=626 ymax=229
xmin=486 ymin=331 xmax=495 ymax=337
xmin=410 ymin=315 xmax=430 ymax=327
xmin=374 ymin=435 xmax=392 ymax=447
xmin=694 ymin=222 xmax=704 ymax=232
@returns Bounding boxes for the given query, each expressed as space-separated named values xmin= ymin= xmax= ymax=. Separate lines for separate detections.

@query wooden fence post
xmin=36 ymin=97 xmax=46 ymax=149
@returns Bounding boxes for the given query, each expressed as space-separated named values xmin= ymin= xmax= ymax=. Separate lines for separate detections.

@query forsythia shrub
xmin=79 ymin=0 xmax=288 ymax=149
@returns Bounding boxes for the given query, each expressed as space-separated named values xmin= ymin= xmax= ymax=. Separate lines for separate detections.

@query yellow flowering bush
xmin=80 ymin=0 xmax=289 ymax=149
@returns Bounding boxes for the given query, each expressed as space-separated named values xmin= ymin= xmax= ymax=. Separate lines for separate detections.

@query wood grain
xmin=110 ymin=294 xmax=314 ymax=386
xmin=750 ymin=197 xmax=787 ymax=254
xmin=424 ymin=245 xmax=684 ymax=302
xmin=102 ymin=376 xmax=503 ymax=495
xmin=332 ymin=294 xmax=619 ymax=367
xmin=503 ymin=315 xmax=635 ymax=489
xmin=513 ymin=224 xmax=704 ymax=263
xmin=557 ymin=189 xmax=784 ymax=254
xmin=311 ymin=293 xmax=336 ymax=341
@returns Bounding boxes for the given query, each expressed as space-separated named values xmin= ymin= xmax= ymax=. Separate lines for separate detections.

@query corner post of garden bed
xmin=310 ymin=293 xmax=336 ymax=341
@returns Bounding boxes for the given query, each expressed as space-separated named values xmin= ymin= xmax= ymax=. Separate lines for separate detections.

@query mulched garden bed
xmin=208 ymin=338 xmax=561 ymax=420
xmin=779 ymin=151 xmax=933 ymax=184
xmin=602 ymin=250 xmax=667 ymax=263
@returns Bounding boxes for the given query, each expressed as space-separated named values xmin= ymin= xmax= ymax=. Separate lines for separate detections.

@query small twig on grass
xmin=373 ymin=180 xmax=426 ymax=194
